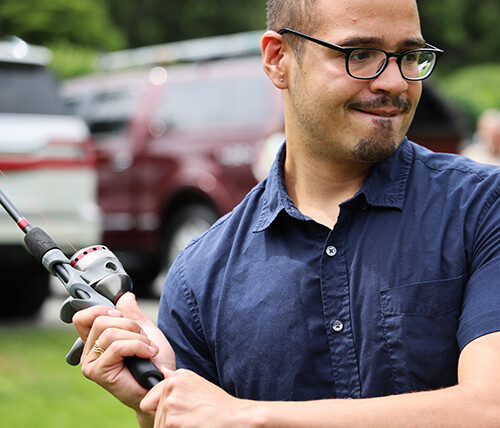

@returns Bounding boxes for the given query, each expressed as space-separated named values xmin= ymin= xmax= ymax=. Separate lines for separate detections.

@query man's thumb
xmin=115 ymin=292 xmax=146 ymax=320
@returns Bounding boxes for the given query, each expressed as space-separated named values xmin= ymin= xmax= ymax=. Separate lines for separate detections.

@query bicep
xmin=458 ymin=331 xmax=500 ymax=395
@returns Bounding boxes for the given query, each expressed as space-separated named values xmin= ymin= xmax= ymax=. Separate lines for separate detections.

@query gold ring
xmin=93 ymin=341 xmax=104 ymax=356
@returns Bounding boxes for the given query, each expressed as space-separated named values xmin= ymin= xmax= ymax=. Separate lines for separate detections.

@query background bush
xmin=437 ymin=63 xmax=500 ymax=129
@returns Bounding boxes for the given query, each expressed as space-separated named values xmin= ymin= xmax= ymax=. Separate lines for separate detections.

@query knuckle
xmin=123 ymin=318 xmax=142 ymax=333
xmin=175 ymin=368 xmax=190 ymax=377
xmin=166 ymin=419 xmax=180 ymax=428
xmin=93 ymin=315 xmax=110 ymax=330
xmin=81 ymin=363 xmax=94 ymax=380
xmin=99 ymin=327 xmax=118 ymax=343
xmin=104 ymin=339 xmax=121 ymax=354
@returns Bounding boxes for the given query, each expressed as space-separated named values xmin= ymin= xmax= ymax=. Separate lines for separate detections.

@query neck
xmin=284 ymin=147 xmax=372 ymax=229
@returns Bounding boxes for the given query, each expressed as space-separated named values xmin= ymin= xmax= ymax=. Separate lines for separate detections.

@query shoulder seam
xmin=477 ymin=183 xmax=500 ymax=233
xmin=413 ymin=155 xmax=495 ymax=182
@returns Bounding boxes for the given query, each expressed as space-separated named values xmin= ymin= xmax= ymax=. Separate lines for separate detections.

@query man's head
xmin=262 ymin=0 xmax=426 ymax=165
xmin=267 ymin=0 xmax=319 ymax=60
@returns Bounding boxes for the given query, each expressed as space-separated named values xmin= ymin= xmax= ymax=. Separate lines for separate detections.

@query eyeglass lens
xmin=348 ymin=49 xmax=436 ymax=80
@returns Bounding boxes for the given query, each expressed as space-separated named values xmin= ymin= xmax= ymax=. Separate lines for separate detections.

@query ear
xmin=261 ymin=30 xmax=289 ymax=90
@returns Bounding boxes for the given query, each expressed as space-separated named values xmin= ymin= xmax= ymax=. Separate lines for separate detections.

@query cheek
xmin=408 ymin=83 xmax=423 ymax=111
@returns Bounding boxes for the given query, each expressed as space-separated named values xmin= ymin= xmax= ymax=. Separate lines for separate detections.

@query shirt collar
xmin=357 ymin=137 xmax=412 ymax=209
xmin=254 ymin=138 xmax=413 ymax=232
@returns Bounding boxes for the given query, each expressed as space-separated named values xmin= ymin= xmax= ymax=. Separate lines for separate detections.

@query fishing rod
xmin=0 ymin=187 xmax=163 ymax=389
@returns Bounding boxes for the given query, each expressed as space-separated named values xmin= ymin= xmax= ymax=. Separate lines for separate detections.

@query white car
xmin=0 ymin=38 xmax=101 ymax=317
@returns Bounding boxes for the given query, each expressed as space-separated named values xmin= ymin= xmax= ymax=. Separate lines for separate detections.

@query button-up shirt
xmin=158 ymin=138 xmax=500 ymax=400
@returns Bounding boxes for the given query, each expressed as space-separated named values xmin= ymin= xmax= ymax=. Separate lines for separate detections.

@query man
xmin=74 ymin=0 xmax=500 ymax=426
xmin=462 ymin=109 xmax=500 ymax=166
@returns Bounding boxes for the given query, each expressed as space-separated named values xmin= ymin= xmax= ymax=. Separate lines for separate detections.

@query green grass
xmin=0 ymin=325 xmax=138 ymax=428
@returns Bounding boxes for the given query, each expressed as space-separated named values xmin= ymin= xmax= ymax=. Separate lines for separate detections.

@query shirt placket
xmin=320 ymin=208 xmax=361 ymax=398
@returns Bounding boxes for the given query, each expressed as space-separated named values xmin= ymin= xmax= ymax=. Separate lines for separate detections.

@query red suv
xmin=62 ymin=32 xmax=465 ymax=296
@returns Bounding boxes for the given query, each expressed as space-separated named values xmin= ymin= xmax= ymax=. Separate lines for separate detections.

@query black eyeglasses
xmin=278 ymin=28 xmax=443 ymax=81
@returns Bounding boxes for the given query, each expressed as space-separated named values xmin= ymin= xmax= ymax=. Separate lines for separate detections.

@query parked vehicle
xmin=61 ymin=32 xmax=466 ymax=296
xmin=0 ymin=37 xmax=101 ymax=317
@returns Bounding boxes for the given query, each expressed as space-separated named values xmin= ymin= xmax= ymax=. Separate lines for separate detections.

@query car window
xmin=0 ymin=63 xmax=67 ymax=115
xmin=157 ymin=77 xmax=270 ymax=130
xmin=69 ymin=88 xmax=142 ymax=137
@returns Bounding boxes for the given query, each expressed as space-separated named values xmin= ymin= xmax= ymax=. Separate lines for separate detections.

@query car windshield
xmin=0 ymin=62 xmax=68 ymax=115
xmin=158 ymin=76 xmax=271 ymax=130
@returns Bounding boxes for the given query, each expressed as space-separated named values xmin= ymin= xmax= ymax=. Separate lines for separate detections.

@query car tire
xmin=154 ymin=204 xmax=219 ymax=296
xmin=0 ymin=264 xmax=50 ymax=318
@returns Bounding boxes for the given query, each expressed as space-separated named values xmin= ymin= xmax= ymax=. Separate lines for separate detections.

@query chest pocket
xmin=379 ymin=275 xmax=464 ymax=393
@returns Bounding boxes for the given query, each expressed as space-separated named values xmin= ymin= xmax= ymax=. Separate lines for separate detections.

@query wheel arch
xmin=160 ymin=187 xmax=221 ymax=236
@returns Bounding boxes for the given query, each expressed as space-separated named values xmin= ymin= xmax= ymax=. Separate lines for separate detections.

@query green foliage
xmin=104 ymin=0 xmax=268 ymax=47
xmin=0 ymin=0 xmax=126 ymax=50
xmin=437 ymin=63 xmax=500 ymax=126
xmin=0 ymin=327 xmax=137 ymax=428
xmin=48 ymin=42 xmax=98 ymax=79
xmin=418 ymin=0 xmax=500 ymax=67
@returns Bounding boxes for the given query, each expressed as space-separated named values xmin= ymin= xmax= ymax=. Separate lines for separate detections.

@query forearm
xmin=245 ymin=385 xmax=500 ymax=428
xmin=139 ymin=335 xmax=500 ymax=427
xmin=137 ymin=411 xmax=154 ymax=428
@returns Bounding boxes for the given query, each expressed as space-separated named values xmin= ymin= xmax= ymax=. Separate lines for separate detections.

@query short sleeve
xmin=457 ymin=185 xmax=500 ymax=349
xmin=157 ymin=251 xmax=219 ymax=385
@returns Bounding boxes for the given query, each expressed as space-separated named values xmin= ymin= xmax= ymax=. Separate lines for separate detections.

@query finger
xmin=140 ymin=372 xmax=170 ymax=417
xmin=153 ymin=381 xmax=172 ymax=428
xmin=115 ymin=293 xmax=154 ymax=326
xmin=139 ymin=366 xmax=176 ymax=421
xmin=82 ymin=337 xmax=159 ymax=384
xmin=115 ymin=293 xmax=169 ymax=356
xmin=90 ymin=328 xmax=158 ymax=361
xmin=95 ymin=336 xmax=159 ymax=366
xmin=72 ymin=306 xmax=122 ymax=343
xmin=160 ymin=366 xmax=175 ymax=378
xmin=82 ymin=316 xmax=147 ymax=362
xmin=111 ymin=293 xmax=177 ymax=373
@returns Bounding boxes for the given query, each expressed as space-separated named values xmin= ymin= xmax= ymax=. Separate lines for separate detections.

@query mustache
xmin=347 ymin=96 xmax=412 ymax=113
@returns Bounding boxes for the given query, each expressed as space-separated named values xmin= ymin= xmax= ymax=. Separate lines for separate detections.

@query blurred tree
xmin=100 ymin=0 xmax=500 ymax=70
xmin=418 ymin=0 xmax=500 ymax=68
xmin=0 ymin=0 xmax=126 ymax=50
xmin=104 ymin=0 xmax=267 ymax=47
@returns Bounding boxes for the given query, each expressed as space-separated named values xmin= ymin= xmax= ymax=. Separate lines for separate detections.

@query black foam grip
xmin=24 ymin=227 xmax=59 ymax=261
xmin=125 ymin=356 xmax=164 ymax=389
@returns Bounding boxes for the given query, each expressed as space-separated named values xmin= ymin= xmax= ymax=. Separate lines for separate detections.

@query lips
xmin=348 ymin=97 xmax=411 ymax=118
xmin=354 ymin=108 xmax=402 ymax=117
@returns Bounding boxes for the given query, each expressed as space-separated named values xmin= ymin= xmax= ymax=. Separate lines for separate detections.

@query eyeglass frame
xmin=277 ymin=28 xmax=444 ymax=81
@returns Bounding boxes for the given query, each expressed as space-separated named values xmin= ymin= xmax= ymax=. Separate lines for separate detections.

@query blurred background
xmin=0 ymin=1 xmax=499 ymax=426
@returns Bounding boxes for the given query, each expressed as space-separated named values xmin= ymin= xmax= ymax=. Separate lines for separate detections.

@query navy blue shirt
xmin=158 ymin=138 xmax=500 ymax=400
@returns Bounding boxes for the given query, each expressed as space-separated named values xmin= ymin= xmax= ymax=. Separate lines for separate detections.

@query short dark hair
xmin=267 ymin=0 xmax=320 ymax=59
xmin=266 ymin=0 xmax=319 ymax=32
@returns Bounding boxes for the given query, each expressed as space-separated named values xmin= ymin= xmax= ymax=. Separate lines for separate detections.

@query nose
xmin=369 ymin=58 xmax=409 ymax=96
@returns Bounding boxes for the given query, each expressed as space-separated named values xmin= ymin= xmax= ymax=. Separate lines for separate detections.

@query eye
xmin=350 ymin=49 xmax=375 ymax=63
xmin=402 ymin=52 xmax=419 ymax=63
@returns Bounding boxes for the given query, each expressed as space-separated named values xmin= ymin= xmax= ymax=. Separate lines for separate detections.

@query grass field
xmin=0 ymin=325 xmax=138 ymax=428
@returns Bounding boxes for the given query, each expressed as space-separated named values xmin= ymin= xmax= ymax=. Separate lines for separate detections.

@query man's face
xmin=285 ymin=0 xmax=424 ymax=164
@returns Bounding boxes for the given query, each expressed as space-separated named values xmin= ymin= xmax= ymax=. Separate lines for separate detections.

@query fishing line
xmin=0 ymin=169 xmax=77 ymax=252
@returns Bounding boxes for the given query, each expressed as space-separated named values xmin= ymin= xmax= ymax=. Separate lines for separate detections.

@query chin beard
xmin=352 ymin=118 xmax=401 ymax=163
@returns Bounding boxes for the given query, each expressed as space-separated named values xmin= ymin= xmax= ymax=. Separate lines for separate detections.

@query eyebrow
xmin=337 ymin=36 xmax=427 ymax=50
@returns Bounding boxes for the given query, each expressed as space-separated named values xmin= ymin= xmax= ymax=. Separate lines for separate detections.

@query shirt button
xmin=332 ymin=320 xmax=344 ymax=332
xmin=326 ymin=246 xmax=337 ymax=257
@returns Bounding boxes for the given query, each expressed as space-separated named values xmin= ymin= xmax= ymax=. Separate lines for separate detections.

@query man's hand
xmin=141 ymin=369 xmax=257 ymax=428
xmin=72 ymin=292 xmax=176 ymax=414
